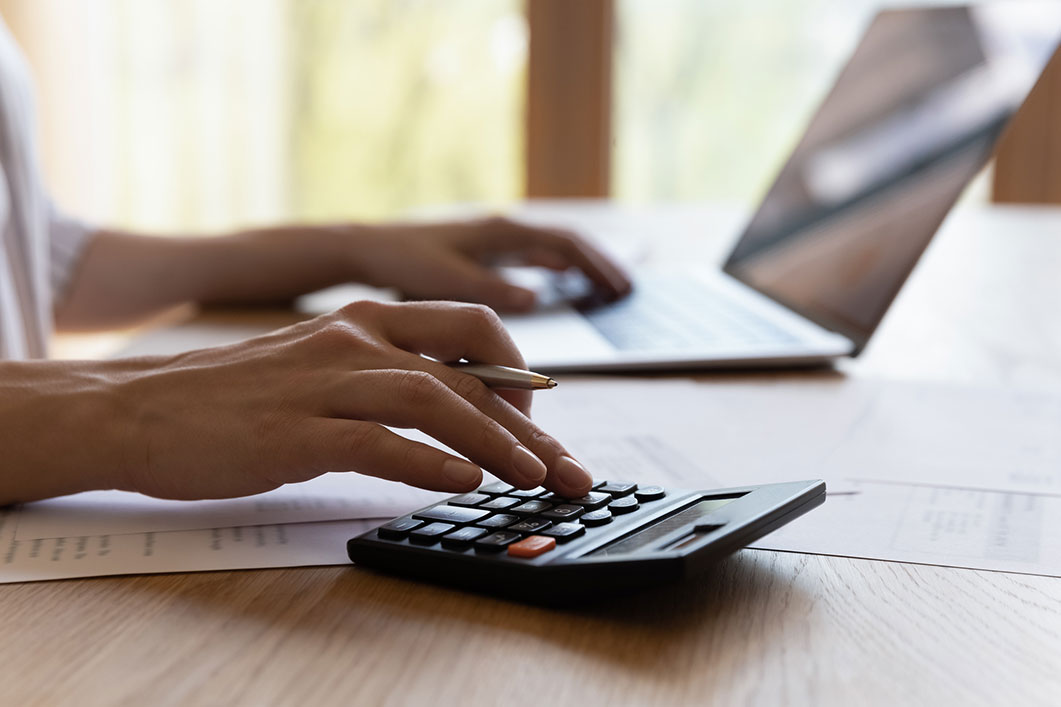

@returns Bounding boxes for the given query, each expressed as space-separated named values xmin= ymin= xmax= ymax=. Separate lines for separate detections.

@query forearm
xmin=56 ymin=224 xmax=357 ymax=331
xmin=0 ymin=359 xmax=137 ymax=505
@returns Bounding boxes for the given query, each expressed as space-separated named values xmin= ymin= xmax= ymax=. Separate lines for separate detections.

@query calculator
xmin=347 ymin=478 xmax=825 ymax=603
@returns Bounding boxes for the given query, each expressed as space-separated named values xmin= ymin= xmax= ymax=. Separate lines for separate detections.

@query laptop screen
xmin=723 ymin=4 xmax=1061 ymax=353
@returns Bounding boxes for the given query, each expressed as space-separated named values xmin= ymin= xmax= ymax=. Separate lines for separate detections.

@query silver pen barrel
xmin=449 ymin=363 xmax=557 ymax=390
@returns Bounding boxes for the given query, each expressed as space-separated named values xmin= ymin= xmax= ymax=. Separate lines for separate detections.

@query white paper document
xmin=536 ymin=376 xmax=1061 ymax=499
xmin=818 ymin=383 xmax=1061 ymax=495
xmin=14 ymin=472 xmax=444 ymax=541
xmin=531 ymin=377 xmax=869 ymax=490
xmin=0 ymin=508 xmax=374 ymax=583
xmin=755 ymin=480 xmax=1061 ymax=576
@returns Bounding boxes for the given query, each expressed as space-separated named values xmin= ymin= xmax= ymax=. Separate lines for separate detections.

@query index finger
xmin=405 ymin=353 xmax=594 ymax=498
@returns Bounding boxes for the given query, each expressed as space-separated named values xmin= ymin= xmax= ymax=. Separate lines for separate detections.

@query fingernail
xmin=442 ymin=459 xmax=482 ymax=487
xmin=556 ymin=455 xmax=591 ymax=490
xmin=511 ymin=445 xmax=547 ymax=484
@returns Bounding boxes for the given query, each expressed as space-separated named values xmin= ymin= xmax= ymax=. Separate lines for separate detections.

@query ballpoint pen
xmin=448 ymin=362 xmax=557 ymax=390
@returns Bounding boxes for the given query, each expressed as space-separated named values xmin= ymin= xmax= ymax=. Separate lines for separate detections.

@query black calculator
xmin=347 ymin=478 xmax=825 ymax=604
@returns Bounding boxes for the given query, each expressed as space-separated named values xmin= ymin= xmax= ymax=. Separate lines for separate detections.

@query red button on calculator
xmin=507 ymin=535 xmax=556 ymax=558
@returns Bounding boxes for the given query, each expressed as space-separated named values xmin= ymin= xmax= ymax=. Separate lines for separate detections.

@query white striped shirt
xmin=0 ymin=17 xmax=91 ymax=360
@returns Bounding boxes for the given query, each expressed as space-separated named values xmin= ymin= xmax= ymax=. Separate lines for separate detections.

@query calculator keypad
xmin=481 ymin=496 xmax=521 ymax=511
xmin=580 ymin=509 xmax=613 ymax=526
xmin=408 ymin=522 xmax=455 ymax=544
xmin=440 ymin=526 xmax=488 ymax=550
xmin=635 ymin=486 xmax=666 ymax=502
xmin=413 ymin=505 xmax=489 ymax=525
xmin=540 ymin=504 xmax=584 ymax=522
xmin=508 ymin=517 xmax=552 ymax=534
xmin=608 ymin=496 xmax=639 ymax=514
xmin=540 ymin=522 xmax=585 ymax=542
xmin=568 ymin=492 xmax=611 ymax=510
xmin=377 ymin=517 xmax=424 ymax=540
xmin=510 ymin=500 xmax=552 ymax=516
xmin=376 ymin=480 xmax=670 ymax=558
xmin=598 ymin=482 xmax=637 ymax=497
xmin=474 ymin=531 xmax=522 ymax=551
xmin=449 ymin=493 xmax=490 ymax=507
xmin=475 ymin=513 xmax=519 ymax=529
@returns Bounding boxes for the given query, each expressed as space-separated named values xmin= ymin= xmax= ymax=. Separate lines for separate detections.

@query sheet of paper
xmin=15 ymin=473 xmax=444 ymax=541
xmin=819 ymin=383 xmax=1061 ymax=495
xmin=0 ymin=509 xmax=374 ymax=584
xmin=531 ymin=376 xmax=870 ymax=491
xmin=754 ymin=479 xmax=1061 ymax=577
xmin=534 ymin=376 xmax=1061 ymax=498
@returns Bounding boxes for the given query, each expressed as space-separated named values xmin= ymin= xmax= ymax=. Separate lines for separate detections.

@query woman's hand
xmin=343 ymin=216 xmax=632 ymax=313
xmin=99 ymin=300 xmax=593 ymax=502
xmin=57 ymin=215 xmax=632 ymax=332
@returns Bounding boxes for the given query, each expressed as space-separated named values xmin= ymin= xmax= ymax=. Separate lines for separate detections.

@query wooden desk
xmin=6 ymin=205 xmax=1061 ymax=706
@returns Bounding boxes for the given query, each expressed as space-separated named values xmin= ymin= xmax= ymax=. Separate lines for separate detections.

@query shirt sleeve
xmin=47 ymin=202 xmax=93 ymax=305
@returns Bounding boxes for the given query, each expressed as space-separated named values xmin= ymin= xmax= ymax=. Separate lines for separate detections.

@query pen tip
xmin=546 ymin=378 xmax=558 ymax=389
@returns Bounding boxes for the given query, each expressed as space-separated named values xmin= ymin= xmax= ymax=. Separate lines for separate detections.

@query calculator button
xmin=449 ymin=493 xmax=490 ymax=508
xmin=507 ymin=535 xmax=556 ymax=558
xmin=609 ymin=496 xmax=639 ymax=514
xmin=409 ymin=522 xmax=455 ymax=544
xmin=509 ymin=517 xmax=553 ymax=534
xmin=510 ymin=487 xmax=547 ymax=498
xmin=481 ymin=496 xmax=521 ymax=511
xmin=476 ymin=513 xmax=519 ymax=529
xmin=539 ymin=492 xmax=567 ymax=503
xmin=377 ymin=517 xmax=424 ymax=540
xmin=599 ymin=482 xmax=637 ymax=497
xmin=568 ymin=492 xmax=610 ymax=511
xmin=580 ymin=509 xmax=613 ymax=527
xmin=478 ymin=481 xmax=515 ymax=495
xmin=541 ymin=522 xmax=586 ymax=542
xmin=511 ymin=500 xmax=553 ymax=516
xmin=413 ymin=505 xmax=490 ymax=525
xmin=591 ymin=480 xmax=608 ymax=490
xmin=440 ymin=526 xmax=488 ymax=549
xmin=541 ymin=504 xmax=584 ymax=522
xmin=634 ymin=486 xmax=666 ymax=502
xmin=474 ymin=531 xmax=522 ymax=552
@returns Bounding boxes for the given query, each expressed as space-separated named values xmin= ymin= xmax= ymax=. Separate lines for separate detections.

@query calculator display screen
xmin=588 ymin=496 xmax=742 ymax=556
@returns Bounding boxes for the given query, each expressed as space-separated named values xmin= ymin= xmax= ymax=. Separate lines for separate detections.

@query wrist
xmin=0 ymin=358 xmax=146 ymax=503
xmin=310 ymin=222 xmax=379 ymax=287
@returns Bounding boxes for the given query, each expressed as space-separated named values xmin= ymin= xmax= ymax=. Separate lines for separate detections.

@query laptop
xmin=503 ymin=4 xmax=1061 ymax=372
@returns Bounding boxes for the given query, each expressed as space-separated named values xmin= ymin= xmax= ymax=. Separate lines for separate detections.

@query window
xmin=615 ymin=1 xmax=906 ymax=206
xmin=12 ymin=0 xmax=526 ymax=231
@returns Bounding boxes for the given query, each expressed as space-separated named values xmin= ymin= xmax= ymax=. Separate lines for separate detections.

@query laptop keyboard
xmin=579 ymin=276 xmax=802 ymax=351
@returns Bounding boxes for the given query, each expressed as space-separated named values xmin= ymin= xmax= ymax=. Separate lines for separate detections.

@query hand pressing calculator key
xmin=347 ymin=479 xmax=825 ymax=604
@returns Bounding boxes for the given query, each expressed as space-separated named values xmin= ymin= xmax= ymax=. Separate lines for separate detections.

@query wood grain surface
xmin=10 ymin=204 xmax=1061 ymax=706
xmin=2 ymin=555 xmax=1060 ymax=706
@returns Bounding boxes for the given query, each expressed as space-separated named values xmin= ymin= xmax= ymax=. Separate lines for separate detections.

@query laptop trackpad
xmin=501 ymin=308 xmax=616 ymax=369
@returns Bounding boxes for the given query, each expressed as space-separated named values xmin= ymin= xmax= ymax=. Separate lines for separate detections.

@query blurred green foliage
xmin=615 ymin=0 xmax=882 ymax=205
xmin=287 ymin=0 xmax=525 ymax=221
